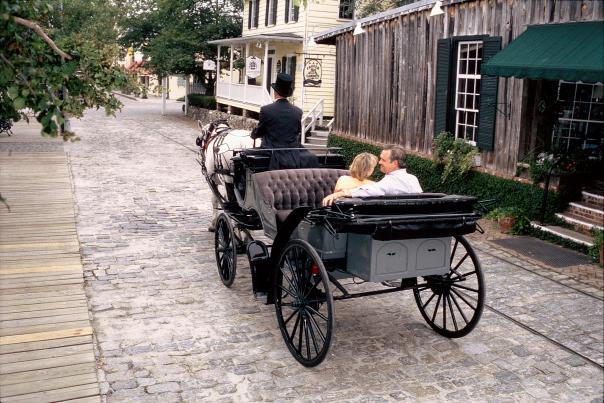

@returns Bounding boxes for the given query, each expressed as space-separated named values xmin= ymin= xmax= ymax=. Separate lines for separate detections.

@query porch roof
xmin=208 ymin=33 xmax=304 ymax=46
xmin=482 ymin=21 xmax=604 ymax=84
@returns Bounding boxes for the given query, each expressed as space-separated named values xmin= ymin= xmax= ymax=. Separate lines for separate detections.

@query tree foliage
xmin=119 ymin=0 xmax=242 ymax=77
xmin=354 ymin=0 xmax=416 ymax=18
xmin=0 ymin=0 xmax=136 ymax=137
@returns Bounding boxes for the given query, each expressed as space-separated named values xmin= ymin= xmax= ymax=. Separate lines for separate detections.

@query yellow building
xmin=208 ymin=0 xmax=354 ymax=127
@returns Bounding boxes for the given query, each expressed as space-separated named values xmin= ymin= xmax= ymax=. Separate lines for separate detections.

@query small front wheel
xmin=274 ymin=239 xmax=334 ymax=367
xmin=214 ymin=213 xmax=236 ymax=287
xmin=414 ymin=235 xmax=485 ymax=338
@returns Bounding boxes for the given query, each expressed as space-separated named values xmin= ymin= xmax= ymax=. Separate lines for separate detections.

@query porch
xmin=208 ymin=34 xmax=304 ymax=112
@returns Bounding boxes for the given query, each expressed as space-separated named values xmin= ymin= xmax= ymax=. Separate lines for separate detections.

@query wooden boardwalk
xmin=0 ymin=123 xmax=100 ymax=402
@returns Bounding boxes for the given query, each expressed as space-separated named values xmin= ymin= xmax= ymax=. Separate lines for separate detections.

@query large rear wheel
xmin=214 ymin=213 xmax=236 ymax=287
xmin=274 ymin=239 xmax=334 ymax=367
xmin=414 ymin=235 xmax=485 ymax=338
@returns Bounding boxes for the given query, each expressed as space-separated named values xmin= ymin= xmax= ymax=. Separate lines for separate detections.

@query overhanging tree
xmin=0 ymin=0 xmax=137 ymax=137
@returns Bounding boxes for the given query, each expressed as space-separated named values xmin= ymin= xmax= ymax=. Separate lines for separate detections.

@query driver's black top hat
xmin=271 ymin=73 xmax=294 ymax=97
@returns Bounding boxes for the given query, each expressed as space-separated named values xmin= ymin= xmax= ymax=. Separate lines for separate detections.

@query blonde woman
xmin=334 ymin=152 xmax=378 ymax=193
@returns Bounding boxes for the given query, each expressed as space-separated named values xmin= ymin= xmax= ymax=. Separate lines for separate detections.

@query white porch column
xmin=216 ymin=46 xmax=221 ymax=97
xmin=262 ymin=41 xmax=269 ymax=93
xmin=161 ymin=76 xmax=167 ymax=115
xmin=229 ymin=45 xmax=234 ymax=98
xmin=244 ymin=42 xmax=249 ymax=103
xmin=184 ymin=74 xmax=190 ymax=115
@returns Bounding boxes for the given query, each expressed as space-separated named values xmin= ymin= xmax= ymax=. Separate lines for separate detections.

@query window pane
xmin=558 ymin=83 xmax=575 ymax=102
xmin=460 ymin=59 xmax=467 ymax=74
xmin=575 ymin=102 xmax=591 ymax=120
xmin=458 ymin=78 xmax=466 ymax=93
xmin=576 ymin=84 xmax=593 ymax=102
xmin=466 ymin=94 xmax=474 ymax=110
xmin=586 ymin=123 xmax=603 ymax=140
xmin=590 ymin=102 xmax=603 ymax=121
xmin=468 ymin=44 xmax=477 ymax=59
xmin=458 ymin=93 xmax=465 ymax=108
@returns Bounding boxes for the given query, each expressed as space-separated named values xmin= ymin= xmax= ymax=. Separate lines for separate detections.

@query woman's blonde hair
xmin=349 ymin=152 xmax=378 ymax=180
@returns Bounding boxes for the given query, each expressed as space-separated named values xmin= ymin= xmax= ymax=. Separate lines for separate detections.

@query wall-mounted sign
xmin=203 ymin=60 xmax=216 ymax=70
xmin=246 ymin=56 xmax=262 ymax=78
xmin=303 ymin=59 xmax=322 ymax=87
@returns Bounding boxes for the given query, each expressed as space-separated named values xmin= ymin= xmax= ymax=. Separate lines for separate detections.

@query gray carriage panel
xmin=346 ymin=235 xmax=451 ymax=282
xmin=294 ymin=221 xmax=347 ymax=260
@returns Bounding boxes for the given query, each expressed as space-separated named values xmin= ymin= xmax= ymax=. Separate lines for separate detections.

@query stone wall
xmin=186 ymin=106 xmax=258 ymax=131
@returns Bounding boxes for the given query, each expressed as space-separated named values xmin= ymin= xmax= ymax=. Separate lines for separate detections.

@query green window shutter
xmin=284 ymin=0 xmax=290 ymax=22
xmin=265 ymin=0 xmax=269 ymax=25
xmin=476 ymin=36 xmax=502 ymax=151
xmin=281 ymin=56 xmax=287 ymax=73
xmin=248 ymin=1 xmax=252 ymax=29
xmin=434 ymin=38 xmax=452 ymax=137
xmin=293 ymin=5 xmax=299 ymax=21
xmin=291 ymin=56 xmax=297 ymax=83
xmin=272 ymin=0 xmax=278 ymax=24
xmin=254 ymin=0 xmax=259 ymax=27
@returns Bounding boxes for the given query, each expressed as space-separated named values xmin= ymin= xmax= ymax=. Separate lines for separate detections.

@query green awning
xmin=482 ymin=21 xmax=604 ymax=83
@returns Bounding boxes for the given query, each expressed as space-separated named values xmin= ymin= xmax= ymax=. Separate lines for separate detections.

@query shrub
xmin=187 ymin=94 xmax=216 ymax=109
xmin=327 ymin=134 xmax=564 ymax=222
xmin=433 ymin=131 xmax=479 ymax=183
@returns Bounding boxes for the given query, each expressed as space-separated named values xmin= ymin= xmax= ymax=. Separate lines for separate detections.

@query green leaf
xmin=7 ymin=86 xmax=19 ymax=99
xmin=21 ymin=89 xmax=30 ymax=97
xmin=13 ymin=97 xmax=26 ymax=110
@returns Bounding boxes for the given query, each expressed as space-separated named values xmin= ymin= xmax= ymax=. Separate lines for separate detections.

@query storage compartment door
xmin=374 ymin=242 xmax=409 ymax=280
xmin=416 ymin=237 xmax=450 ymax=275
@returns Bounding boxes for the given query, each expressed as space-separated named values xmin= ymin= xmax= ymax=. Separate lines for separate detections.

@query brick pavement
xmin=66 ymin=97 xmax=604 ymax=402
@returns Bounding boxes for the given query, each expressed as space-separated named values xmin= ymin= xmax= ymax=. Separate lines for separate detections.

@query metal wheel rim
xmin=414 ymin=235 xmax=485 ymax=338
xmin=274 ymin=239 xmax=334 ymax=367
xmin=214 ymin=214 xmax=236 ymax=287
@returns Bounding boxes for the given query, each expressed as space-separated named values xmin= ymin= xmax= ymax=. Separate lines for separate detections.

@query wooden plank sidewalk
xmin=0 ymin=123 xmax=100 ymax=402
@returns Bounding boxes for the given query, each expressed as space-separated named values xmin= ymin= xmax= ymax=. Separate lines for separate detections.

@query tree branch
xmin=13 ymin=16 xmax=73 ymax=61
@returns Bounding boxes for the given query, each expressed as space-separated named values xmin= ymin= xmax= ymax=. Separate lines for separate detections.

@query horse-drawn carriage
xmin=197 ymin=120 xmax=486 ymax=367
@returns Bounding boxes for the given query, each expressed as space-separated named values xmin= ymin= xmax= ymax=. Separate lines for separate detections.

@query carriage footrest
xmin=247 ymin=241 xmax=271 ymax=296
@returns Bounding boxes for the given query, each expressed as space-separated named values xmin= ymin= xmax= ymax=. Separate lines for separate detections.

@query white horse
xmin=197 ymin=119 xmax=260 ymax=230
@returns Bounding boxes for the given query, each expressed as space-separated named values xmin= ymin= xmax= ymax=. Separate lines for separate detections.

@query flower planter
xmin=498 ymin=217 xmax=516 ymax=234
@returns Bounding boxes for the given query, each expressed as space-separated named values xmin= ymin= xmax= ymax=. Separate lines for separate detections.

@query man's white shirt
xmin=349 ymin=169 xmax=423 ymax=197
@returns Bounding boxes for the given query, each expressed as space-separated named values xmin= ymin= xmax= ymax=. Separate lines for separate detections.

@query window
xmin=284 ymin=0 xmax=298 ymax=23
xmin=265 ymin=0 xmax=277 ymax=26
xmin=248 ymin=0 xmax=259 ymax=29
xmin=281 ymin=55 xmax=297 ymax=82
xmin=553 ymin=81 xmax=604 ymax=153
xmin=454 ymin=41 xmax=483 ymax=144
xmin=338 ymin=0 xmax=353 ymax=19
xmin=434 ymin=36 xmax=501 ymax=151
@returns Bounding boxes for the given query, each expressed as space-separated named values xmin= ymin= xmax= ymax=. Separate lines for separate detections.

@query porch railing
xmin=216 ymin=81 xmax=272 ymax=107
xmin=301 ymin=98 xmax=324 ymax=144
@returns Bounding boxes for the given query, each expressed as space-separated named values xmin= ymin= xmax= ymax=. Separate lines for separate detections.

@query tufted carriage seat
xmin=252 ymin=168 xmax=348 ymax=238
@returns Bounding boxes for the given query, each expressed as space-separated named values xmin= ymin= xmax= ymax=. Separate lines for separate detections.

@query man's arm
xmin=251 ymin=108 xmax=267 ymax=140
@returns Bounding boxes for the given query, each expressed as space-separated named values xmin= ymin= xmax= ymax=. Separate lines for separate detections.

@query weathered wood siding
xmin=333 ymin=0 xmax=604 ymax=176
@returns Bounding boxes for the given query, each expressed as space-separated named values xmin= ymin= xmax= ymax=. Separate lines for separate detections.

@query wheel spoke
xmin=305 ymin=305 xmax=329 ymax=322
xmin=452 ymin=252 xmax=470 ymax=272
xmin=450 ymin=238 xmax=459 ymax=265
xmin=451 ymin=283 xmax=479 ymax=293
xmin=303 ymin=277 xmax=321 ymax=300
xmin=446 ymin=294 xmax=458 ymax=331
xmin=304 ymin=316 xmax=311 ymax=359
xmin=277 ymin=284 xmax=297 ymax=300
xmin=442 ymin=292 xmax=447 ymax=329
xmin=450 ymin=288 xmax=477 ymax=311
xmin=422 ymin=292 xmax=437 ymax=310
xmin=306 ymin=312 xmax=321 ymax=355
xmin=431 ymin=293 xmax=442 ymax=323
xmin=284 ymin=307 xmax=300 ymax=326
xmin=449 ymin=292 xmax=469 ymax=324
xmin=288 ymin=311 xmax=302 ymax=344
xmin=297 ymin=312 xmax=304 ymax=354
xmin=306 ymin=311 xmax=326 ymax=343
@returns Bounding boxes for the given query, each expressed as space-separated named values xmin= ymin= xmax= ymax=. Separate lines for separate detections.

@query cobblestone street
xmin=66 ymin=97 xmax=604 ymax=402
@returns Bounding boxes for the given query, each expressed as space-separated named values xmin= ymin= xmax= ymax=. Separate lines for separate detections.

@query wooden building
xmin=315 ymin=0 xmax=604 ymax=178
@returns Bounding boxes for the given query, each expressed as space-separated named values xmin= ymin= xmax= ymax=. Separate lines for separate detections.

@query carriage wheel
xmin=274 ymin=239 xmax=334 ymax=367
xmin=214 ymin=213 xmax=236 ymax=287
xmin=414 ymin=235 xmax=485 ymax=338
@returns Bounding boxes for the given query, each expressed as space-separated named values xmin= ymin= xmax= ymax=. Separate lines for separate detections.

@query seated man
xmin=251 ymin=73 xmax=318 ymax=170
xmin=322 ymin=145 xmax=422 ymax=206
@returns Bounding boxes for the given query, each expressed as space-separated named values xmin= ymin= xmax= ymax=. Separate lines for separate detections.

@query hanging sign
xmin=246 ymin=56 xmax=262 ymax=78
xmin=303 ymin=59 xmax=322 ymax=87
xmin=203 ymin=60 xmax=216 ymax=70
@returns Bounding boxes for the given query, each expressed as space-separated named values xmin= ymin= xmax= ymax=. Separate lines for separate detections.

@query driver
xmin=251 ymin=73 xmax=318 ymax=170
xmin=322 ymin=145 xmax=422 ymax=206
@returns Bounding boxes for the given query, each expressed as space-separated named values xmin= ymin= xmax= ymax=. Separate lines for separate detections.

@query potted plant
xmin=487 ymin=207 xmax=529 ymax=235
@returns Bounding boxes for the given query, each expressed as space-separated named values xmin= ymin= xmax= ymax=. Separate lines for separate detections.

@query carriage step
xmin=247 ymin=241 xmax=271 ymax=297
